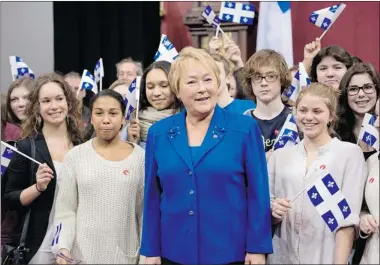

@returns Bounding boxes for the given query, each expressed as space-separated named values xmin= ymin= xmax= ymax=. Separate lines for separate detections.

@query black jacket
xmin=4 ymin=134 xmax=58 ymax=263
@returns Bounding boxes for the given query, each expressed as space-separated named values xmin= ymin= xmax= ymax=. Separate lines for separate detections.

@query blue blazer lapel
xmin=168 ymin=111 xmax=193 ymax=170
xmin=192 ymin=106 xmax=227 ymax=168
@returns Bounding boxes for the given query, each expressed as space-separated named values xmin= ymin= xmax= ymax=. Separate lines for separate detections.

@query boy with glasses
xmin=242 ymin=49 xmax=292 ymax=156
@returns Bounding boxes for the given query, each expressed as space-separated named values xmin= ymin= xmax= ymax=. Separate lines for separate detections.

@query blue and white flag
xmin=154 ymin=34 xmax=179 ymax=63
xmin=309 ymin=3 xmax=346 ymax=31
xmin=273 ymin=114 xmax=300 ymax=151
xmin=307 ymin=168 xmax=352 ymax=232
xmin=79 ymin=69 xmax=98 ymax=95
xmin=219 ymin=1 xmax=255 ymax=25
xmin=202 ymin=5 xmax=221 ymax=28
xmin=282 ymin=62 xmax=311 ymax=102
xmin=94 ymin=58 xmax=104 ymax=83
xmin=358 ymin=113 xmax=379 ymax=151
xmin=1 ymin=143 xmax=15 ymax=176
xmin=256 ymin=2 xmax=293 ymax=67
xmin=9 ymin=56 xmax=35 ymax=81
xmin=124 ymin=76 xmax=141 ymax=121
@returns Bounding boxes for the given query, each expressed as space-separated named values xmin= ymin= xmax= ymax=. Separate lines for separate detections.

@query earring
xmin=37 ymin=115 xmax=42 ymax=125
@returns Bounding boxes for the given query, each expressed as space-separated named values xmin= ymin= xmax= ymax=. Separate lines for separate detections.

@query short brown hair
xmin=242 ymin=49 xmax=291 ymax=101
xmin=310 ymin=45 xmax=352 ymax=83
xmin=168 ymin=46 xmax=221 ymax=95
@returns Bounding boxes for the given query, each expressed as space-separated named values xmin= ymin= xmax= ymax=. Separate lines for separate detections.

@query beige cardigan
xmin=360 ymin=152 xmax=379 ymax=264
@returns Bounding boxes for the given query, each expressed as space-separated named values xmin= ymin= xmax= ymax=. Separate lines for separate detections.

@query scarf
xmin=138 ymin=107 xmax=177 ymax=142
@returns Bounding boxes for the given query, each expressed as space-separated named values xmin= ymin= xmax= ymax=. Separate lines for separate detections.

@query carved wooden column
xmin=183 ymin=1 xmax=257 ymax=62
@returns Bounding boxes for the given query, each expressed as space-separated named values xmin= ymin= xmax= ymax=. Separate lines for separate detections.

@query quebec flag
xmin=9 ymin=56 xmax=35 ymax=81
xmin=256 ymin=2 xmax=293 ymax=67
xmin=219 ymin=1 xmax=255 ymax=25
xmin=309 ymin=3 xmax=346 ymax=31
xmin=124 ymin=76 xmax=141 ymax=121
xmin=273 ymin=114 xmax=300 ymax=151
xmin=1 ymin=143 xmax=15 ymax=176
xmin=358 ymin=113 xmax=379 ymax=151
xmin=94 ymin=58 xmax=104 ymax=83
xmin=79 ymin=69 xmax=98 ymax=95
xmin=307 ymin=167 xmax=352 ymax=232
xmin=154 ymin=34 xmax=179 ymax=63
xmin=202 ymin=5 xmax=221 ymax=28
xmin=282 ymin=62 xmax=311 ymax=103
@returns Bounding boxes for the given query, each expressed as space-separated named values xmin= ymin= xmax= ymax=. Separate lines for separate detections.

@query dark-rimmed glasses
xmin=347 ymin=84 xmax=376 ymax=96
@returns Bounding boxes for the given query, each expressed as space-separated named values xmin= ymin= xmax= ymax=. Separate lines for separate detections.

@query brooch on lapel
xmin=168 ymin=126 xmax=180 ymax=139
xmin=212 ymin=125 xmax=227 ymax=139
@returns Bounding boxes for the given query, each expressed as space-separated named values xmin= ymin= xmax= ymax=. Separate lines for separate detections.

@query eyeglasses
xmin=252 ymin=74 xmax=278 ymax=83
xmin=347 ymin=84 xmax=376 ymax=96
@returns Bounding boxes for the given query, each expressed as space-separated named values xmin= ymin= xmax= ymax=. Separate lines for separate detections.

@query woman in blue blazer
xmin=141 ymin=47 xmax=273 ymax=265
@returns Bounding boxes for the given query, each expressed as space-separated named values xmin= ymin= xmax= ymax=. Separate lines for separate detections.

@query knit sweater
xmin=52 ymin=139 xmax=145 ymax=264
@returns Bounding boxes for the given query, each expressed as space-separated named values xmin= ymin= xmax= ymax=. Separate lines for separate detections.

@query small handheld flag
xmin=219 ymin=1 xmax=256 ymax=25
xmin=9 ymin=56 xmax=35 ymax=81
xmin=1 ymin=141 xmax=41 ymax=175
xmin=202 ymin=5 xmax=221 ymax=29
xmin=94 ymin=58 xmax=104 ymax=91
xmin=1 ymin=144 xmax=15 ymax=176
xmin=272 ymin=114 xmax=300 ymax=151
xmin=79 ymin=70 xmax=98 ymax=96
xmin=306 ymin=167 xmax=352 ymax=232
xmin=154 ymin=34 xmax=179 ymax=63
xmin=309 ymin=3 xmax=346 ymax=40
xmin=282 ymin=62 xmax=311 ymax=103
xmin=358 ymin=113 xmax=379 ymax=151
xmin=124 ymin=76 xmax=141 ymax=122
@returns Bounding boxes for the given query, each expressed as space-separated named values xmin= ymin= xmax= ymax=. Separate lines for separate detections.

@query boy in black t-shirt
xmin=242 ymin=49 xmax=292 ymax=157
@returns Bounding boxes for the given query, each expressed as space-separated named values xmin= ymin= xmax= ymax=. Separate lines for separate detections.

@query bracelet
xmin=359 ymin=229 xmax=371 ymax=239
xmin=35 ymin=183 xmax=44 ymax=193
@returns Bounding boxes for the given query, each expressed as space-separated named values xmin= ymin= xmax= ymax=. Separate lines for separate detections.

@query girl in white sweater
xmin=53 ymin=89 xmax=145 ymax=264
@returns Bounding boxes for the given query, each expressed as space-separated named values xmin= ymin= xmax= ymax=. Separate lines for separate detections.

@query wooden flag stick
xmin=1 ymin=141 xmax=42 ymax=166
xmin=290 ymin=187 xmax=306 ymax=204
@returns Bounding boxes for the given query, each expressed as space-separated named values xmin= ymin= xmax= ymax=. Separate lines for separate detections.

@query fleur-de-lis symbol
xmin=327 ymin=181 xmax=335 ymax=188
xmin=342 ymin=206 xmax=348 ymax=212
xmin=311 ymin=193 xmax=318 ymax=199
xmin=328 ymin=218 xmax=335 ymax=224
xmin=7 ymin=149 xmax=13 ymax=154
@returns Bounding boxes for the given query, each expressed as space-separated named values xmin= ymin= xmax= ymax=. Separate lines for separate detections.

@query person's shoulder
xmin=333 ymin=138 xmax=362 ymax=153
xmin=235 ymin=98 xmax=256 ymax=108
xmin=150 ymin=111 xmax=183 ymax=134
xmin=64 ymin=140 xmax=92 ymax=161
xmin=225 ymin=110 xmax=259 ymax=133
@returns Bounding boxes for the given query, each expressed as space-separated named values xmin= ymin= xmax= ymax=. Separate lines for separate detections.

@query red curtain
xmin=161 ymin=2 xmax=380 ymax=71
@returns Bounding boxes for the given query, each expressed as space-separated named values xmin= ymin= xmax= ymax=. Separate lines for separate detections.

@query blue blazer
xmin=141 ymin=105 xmax=273 ymax=264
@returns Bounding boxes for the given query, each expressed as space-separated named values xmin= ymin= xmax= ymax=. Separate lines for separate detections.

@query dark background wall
xmin=53 ymin=1 xmax=161 ymax=88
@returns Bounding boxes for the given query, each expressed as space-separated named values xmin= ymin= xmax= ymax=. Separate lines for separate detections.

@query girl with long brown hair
xmin=4 ymin=73 xmax=83 ymax=264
